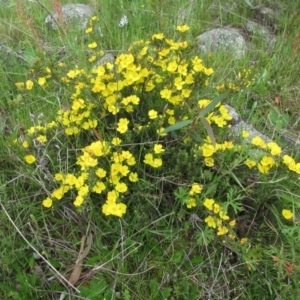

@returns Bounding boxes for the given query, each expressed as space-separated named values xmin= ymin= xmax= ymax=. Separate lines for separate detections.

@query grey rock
xmin=224 ymin=104 xmax=240 ymax=124
xmin=196 ymin=28 xmax=248 ymax=58
xmin=230 ymin=120 xmax=273 ymax=144
xmin=45 ymin=4 xmax=94 ymax=31
xmin=93 ymin=53 xmax=115 ymax=68
xmin=246 ymin=20 xmax=276 ymax=51
xmin=253 ymin=6 xmax=278 ymax=27
xmin=225 ymin=105 xmax=272 ymax=142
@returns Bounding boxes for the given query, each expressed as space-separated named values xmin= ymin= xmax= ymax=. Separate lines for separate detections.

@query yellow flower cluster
xmin=42 ymin=141 xmax=138 ymax=217
xmin=216 ymin=69 xmax=254 ymax=91
xmin=243 ymin=135 xmax=300 ymax=175
xmin=196 ymin=136 xmax=235 ymax=167
xmin=199 ymin=99 xmax=232 ymax=128
xmin=185 ymin=183 xmax=203 ymax=208
xmin=282 ymin=155 xmax=300 ymax=174
xmin=203 ymin=198 xmax=236 ymax=237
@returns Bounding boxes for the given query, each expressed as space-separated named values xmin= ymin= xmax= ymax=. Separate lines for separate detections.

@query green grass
xmin=1 ymin=0 xmax=300 ymax=299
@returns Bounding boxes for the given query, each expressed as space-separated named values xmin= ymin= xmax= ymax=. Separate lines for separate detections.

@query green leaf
xmin=198 ymin=92 xmax=228 ymax=117
xmin=243 ymin=0 xmax=254 ymax=8
xmin=161 ymin=287 xmax=172 ymax=298
xmin=196 ymin=227 xmax=215 ymax=246
xmin=150 ymin=279 xmax=159 ymax=296
xmin=268 ymin=108 xmax=289 ymax=129
xmin=172 ymin=250 xmax=185 ymax=263
xmin=162 ymin=120 xmax=192 ymax=134
xmin=190 ymin=255 xmax=204 ymax=264
xmin=199 ymin=116 xmax=216 ymax=146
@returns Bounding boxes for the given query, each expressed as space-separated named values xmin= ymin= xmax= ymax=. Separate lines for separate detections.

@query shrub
xmin=12 ymin=18 xmax=299 ymax=271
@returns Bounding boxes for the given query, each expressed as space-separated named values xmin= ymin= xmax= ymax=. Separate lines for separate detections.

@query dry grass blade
xmin=68 ymin=234 xmax=92 ymax=286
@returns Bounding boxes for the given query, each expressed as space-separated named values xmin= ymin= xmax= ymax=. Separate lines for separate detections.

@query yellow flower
xmin=282 ymin=209 xmax=293 ymax=220
xmin=38 ymin=77 xmax=46 ymax=86
xmin=116 ymin=118 xmax=129 ymax=134
xmin=36 ymin=135 xmax=47 ymax=143
xmin=216 ymin=84 xmax=225 ymax=91
xmin=204 ymin=157 xmax=214 ymax=167
xmin=167 ymin=60 xmax=178 ymax=73
xmin=42 ymin=197 xmax=53 ymax=208
xmin=85 ymin=27 xmax=93 ymax=33
xmin=189 ymin=183 xmax=203 ymax=195
xmin=88 ymin=42 xmax=97 ymax=49
xmin=203 ymin=198 xmax=215 ymax=210
xmin=92 ymin=181 xmax=106 ymax=194
xmin=26 ymin=80 xmax=34 ymax=90
xmin=65 ymin=174 xmax=78 ymax=186
xmin=24 ymin=155 xmax=36 ymax=164
xmin=76 ymin=151 xmax=98 ymax=169
xmin=251 ymin=136 xmax=267 ymax=149
xmin=219 ymin=210 xmax=229 ymax=220
xmin=267 ymin=142 xmax=282 ymax=156
xmin=213 ymin=203 xmax=220 ymax=214
xmin=107 ymin=191 xmax=119 ymax=203
xmin=245 ymin=159 xmax=256 ymax=169
xmin=201 ymin=144 xmax=216 ymax=157
xmin=176 ymin=24 xmax=190 ymax=32
xmin=258 ymin=164 xmax=270 ymax=174
xmin=74 ymin=195 xmax=84 ymax=207
xmin=257 ymin=156 xmax=276 ymax=173
xmin=157 ymin=127 xmax=167 ymax=136
xmin=115 ymin=182 xmax=128 ymax=193
xmin=144 ymin=153 xmax=153 ymax=165
xmin=186 ymin=198 xmax=196 ymax=208
xmin=203 ymin=68 xmax=214 ymax=76
xmin=229 ymin=220 xmax=236 ymax=227
xmin=228 ymin=234 xmax=236 ymax=240
xmin=205 ymin=216 xmax=216 ymax=228
xmin=240 ymin=238 xmax=248 ymax=245
xmin=129 ymin=172 xmax=138 ymax=182
xmin=160 ymin=88 xmax=172 ymax=100
xmin=52 ymin=186 xmax=69 ymax=200
xmin=95 ymin=168 xmax=107 ymax=178
xmin=158 ymin=48 xmax=170 ymax=57
xmin=102 ymin=202 xmax=127 ymax=217
xmin=89 ymin=55 xmax=97 ymax=62
xmin=217 ymin=226 xmax=228 ymax=236
xmin=152 ymin=158 xmax=163 ymax=168
xmin=154 ymin=144 xmax=165 ymax=154
xmin=152 ymin=33 xmax=164 ymax=40
xmin=54 ymin=173 xmax=65 ymax=182
xmin=168 ymin=116 xmax=176 ymax=125
xmin=15 ymin=82 xmax=25 ymax=89
xmin=78 ymin=185 xmax=89 ymax=197
xmin=282 ymin=155 xmax=295 ymax=166
xmin=260 ymin=156 xmax=276 ymax=167
xmin=22 ymin=141 xmax=29 ymax=148
xmin=148 ymin=109 xmax=158 ymax=119
xmin=111 ymin=137 xmax=122 ymax=145
xmin=242 ymin=130 xmax=250 ymax=138
xmin=139 ymin=46 xmax=148 ymax=56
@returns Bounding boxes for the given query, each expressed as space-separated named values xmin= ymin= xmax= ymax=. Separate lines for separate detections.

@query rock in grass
xmin=93 ymin=53 xmax=115 ymax=68
xmin=196 ymin=28 xmax=248 ymax=58
xmin=45 ymin=4 xmax=94 ymax=30
xmin=245 ymin=20 xmax=276 ymax=52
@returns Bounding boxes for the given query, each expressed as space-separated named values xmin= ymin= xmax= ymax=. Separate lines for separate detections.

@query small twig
xmin=0 ymin=200 xmax=79 ymax=293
